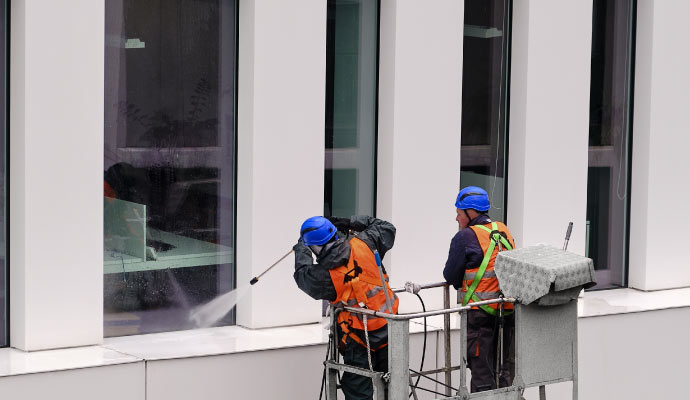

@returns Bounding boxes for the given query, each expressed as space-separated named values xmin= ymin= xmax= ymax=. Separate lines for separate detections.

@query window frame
xmin=323 ymin=0 xmax=381 ymax=219
xmin=102 ymin=0 xmax=240 ymax=335
xmin=460 ymin=0 xmax=514 ymax=223
xmin=586 ymin=0 xmax=637 ymax=290
xmin=2 ymin=0 xmax=9 ymax=348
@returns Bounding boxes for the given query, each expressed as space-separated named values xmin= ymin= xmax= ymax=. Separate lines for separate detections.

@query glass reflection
xmin=587 ymin=0 xmax=635 ymax=289
xmin=104 ymin=0 xmax=236 ymax=336
xmin=460 ymin=0 xmax=511 ymax=221
xmin=324 ymin=0 xmax=378 ymax=218
xmin=0 ymin=0 xmax=6 ymax=348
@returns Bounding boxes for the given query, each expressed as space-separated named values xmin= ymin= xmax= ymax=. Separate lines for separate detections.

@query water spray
xmin=189 ymin=248 xmax=295 ymax=328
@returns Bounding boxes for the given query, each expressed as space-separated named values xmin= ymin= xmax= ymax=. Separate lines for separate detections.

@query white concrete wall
xmin=629 ymin=0 xmax=690 ymax=291
xmin=507 ymin=0 xmax=592 ymax=255
xmin=109 ymin=308 xmax=690 ymax=400
xmin=523 ymin=307 xmax=690 ymax=400
xmin=235 ymin=0 xmax=327 ymax=328
xmin=1 ymin=4 xmax=688 ymax=400
xmin=144 ymin=331 xmax=443 ymax=400
xmin=9 ymin=0 xmax=104 ymax=351
xmin=0 ymin=363 xmax=144 ymax=399
xmin=377 ymin=0 xmax=464 ymax=311
xmin=146 ymin=346 xmax=326 ymax=399
xmin=576 ymin=308 xmax=690 ymax=399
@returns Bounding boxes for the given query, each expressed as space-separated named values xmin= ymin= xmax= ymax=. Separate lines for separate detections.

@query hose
xmin=409 ymin=293 xmax=427 ymax=397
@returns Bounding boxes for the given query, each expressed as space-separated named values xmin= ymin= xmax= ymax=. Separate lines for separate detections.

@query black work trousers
xmin=341 ymin=342 xmax=388 ymax=400
xmin=466 ymin=309 xmax=515 ymax=393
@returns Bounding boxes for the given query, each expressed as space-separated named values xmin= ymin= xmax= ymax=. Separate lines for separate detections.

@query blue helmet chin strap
xmin=464 ymin=209 xmax=471 ymax=222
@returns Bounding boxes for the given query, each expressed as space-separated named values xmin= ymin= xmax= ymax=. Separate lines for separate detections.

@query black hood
xmin=315 ymin=234 xmax=352 ymax=269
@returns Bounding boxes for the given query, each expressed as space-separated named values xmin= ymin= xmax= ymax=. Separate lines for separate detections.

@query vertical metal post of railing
xmin=326 ymin=311 xmax=338 ymax=399
xmin=572 ymin=308 xmax=579 ymax=400
xmin=388 ymin=318 xmax=410 ymax=399
xmin=443 ymin=285 xmax=452 ymax=397
xmin=458 ymin=309 xmax=469 ymax=397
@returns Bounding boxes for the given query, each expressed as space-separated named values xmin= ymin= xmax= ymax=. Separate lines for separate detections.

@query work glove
xmin=293 ymin=239 xmax=314 ymax=270
xmin=293 ymin=238 xmax=310 ymax=254
xmin=293 ymin=239 xmax=312 ymax=257
xmin=327 ymin=216 xmax=351 ymax=232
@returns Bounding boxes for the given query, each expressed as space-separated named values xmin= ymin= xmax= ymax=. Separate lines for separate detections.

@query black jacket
xmin=293 ymin=215 xmax=396 ymax=348
xmin=293 ymin=215 xmax=396 ymax=302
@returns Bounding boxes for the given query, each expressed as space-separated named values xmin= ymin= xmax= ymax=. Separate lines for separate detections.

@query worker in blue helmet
xmin=443 ymin=186 xmax=517 ymax=393
xmin=294 ymin=215 xmax=397 ymax=400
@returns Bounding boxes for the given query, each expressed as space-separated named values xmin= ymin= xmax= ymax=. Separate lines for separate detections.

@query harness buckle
xmin=490 ymin=229 xmax=508 ymax=251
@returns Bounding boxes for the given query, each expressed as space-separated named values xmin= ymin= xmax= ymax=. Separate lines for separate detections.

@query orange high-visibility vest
xmin=461 ymin=221 xmax=515 ymax=314
xmin=329 ymin=237 xmax=398 ymax=349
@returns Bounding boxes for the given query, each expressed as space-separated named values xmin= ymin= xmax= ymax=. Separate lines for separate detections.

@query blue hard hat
xmin=300 ymin=216 xmax=338 ymax=246
xmin=455 ymin=186 xmax=490 ymax=212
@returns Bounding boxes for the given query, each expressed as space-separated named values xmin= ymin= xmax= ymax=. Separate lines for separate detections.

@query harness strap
xmin=462 ymin=222 xmax=514 ymax=314
xmin=351 ymin=277 xmax=368 ymax=305
xmin=331 ymin=269 xmax=390 ymax=287
xmin=341 ymin=284 xmax=353 ymax=304
xmin=338 ymin=320 xmax=388 ymax=351
xmin=474 ymin=224 xmax=513 ymax=250
xmin=468 ymin=292 xmax=513 ymax=316
xmin=332 ymin=269 xmax=393 ymax=306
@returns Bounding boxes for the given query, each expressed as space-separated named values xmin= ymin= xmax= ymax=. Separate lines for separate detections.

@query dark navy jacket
xmin=443 ymin=214 xmax=494 ymax=290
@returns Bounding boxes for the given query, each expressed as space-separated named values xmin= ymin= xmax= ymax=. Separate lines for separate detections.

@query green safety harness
xmin=461 ymin=222 xmax=513 ymax=316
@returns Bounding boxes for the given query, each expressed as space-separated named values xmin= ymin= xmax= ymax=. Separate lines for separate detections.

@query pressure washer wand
xmin=249 ymin=249 xmax=295 ymax=285
xmin=563 ymin=222 xmax=573 ymax=251
xmin=374 ymin=251 xmax=394 ymax=314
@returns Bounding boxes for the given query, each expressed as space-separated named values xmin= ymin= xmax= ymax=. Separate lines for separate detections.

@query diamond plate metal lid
xmin=494 ymin=244 xmax=596 ymax=305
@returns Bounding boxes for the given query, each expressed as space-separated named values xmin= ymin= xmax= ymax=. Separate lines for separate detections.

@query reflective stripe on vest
xmin=461 ymin=221 xmax=515 ymax=316
xmin=329 ymin=237 xmax=399 ymax=335
xmin=464 ymin=270 xmax=497 ymax=280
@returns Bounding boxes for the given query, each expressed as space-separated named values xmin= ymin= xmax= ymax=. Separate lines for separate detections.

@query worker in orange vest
xmin=443 ymin=186 xmax=516 ymax=392
xmin=294 ymin=215 xmax=398 ymax=400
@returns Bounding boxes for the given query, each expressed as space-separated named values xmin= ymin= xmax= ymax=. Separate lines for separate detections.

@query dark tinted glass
xmin=587 ymin=0 xmax=635 ymax=289
xmin=324 ymin=0 xmax=378 ymax=218
xmin=460 ymin=0 xmax=512 ymax=221
xmin=0 ymin=0 xmax=6 ymax=348
xmin=104 ymin=0 xmax=237 ymax=336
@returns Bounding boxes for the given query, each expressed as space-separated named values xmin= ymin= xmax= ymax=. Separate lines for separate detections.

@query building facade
xmin=1 ymin=0 xmax=689 ymax=399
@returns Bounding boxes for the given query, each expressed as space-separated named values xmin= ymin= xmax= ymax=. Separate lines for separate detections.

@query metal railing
xmin=324 ymin=282 xmax=517 ymax=400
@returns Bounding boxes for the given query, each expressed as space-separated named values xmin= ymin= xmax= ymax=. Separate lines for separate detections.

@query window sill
xmin=102 ymin=286 xmax=690 ymax=361
xmin=102 ymin=314 xmax=448 ymax=362
xmin=0 ymin=345 xmax=140 ymax=378
xmin=578 ymin=286 xmax=690 ymax=318
xmin=1 ymin=287 xmax=688 ymax=379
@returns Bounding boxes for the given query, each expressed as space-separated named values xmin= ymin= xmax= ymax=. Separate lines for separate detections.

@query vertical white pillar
xmin=236 ymin=0 xmax=327 ymax=328
xmin=629 ymin=0 xmax=690 ymax=290
xmin=507 ymin=0 xmax=592 ymax=255
xmin=10 ymin=0 xmax=105 ymax=350
xmin=377 ymin=0 xmax=463 ymax=311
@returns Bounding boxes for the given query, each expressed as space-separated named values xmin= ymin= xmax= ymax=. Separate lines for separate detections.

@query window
xmin=587 ymin=0 xmax=636 ymax=289
xmin=104 ymin=0 xmax=237 ymax=336
xmin=324 ymin=0 xmax=379 ymax=218
xmin=460 ymin=0 xmax=512 ymax=221
xmin=0 ymin=0 xmax=6 ymax=348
